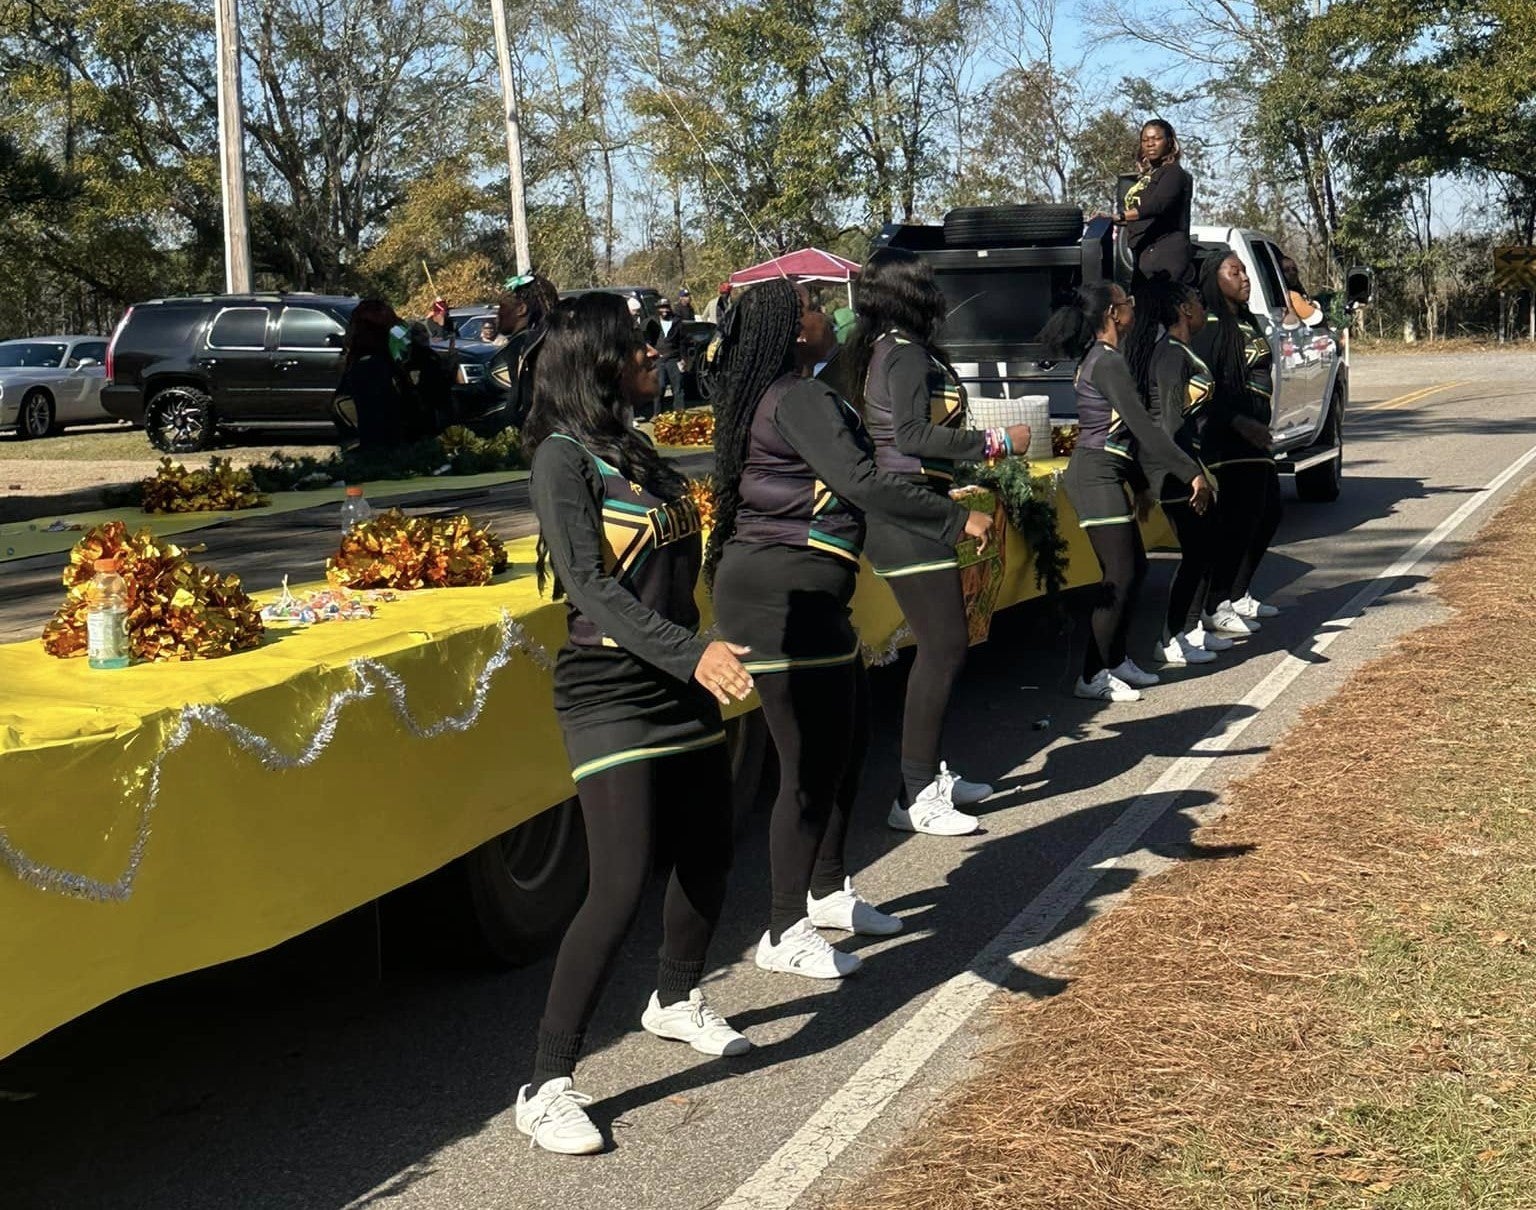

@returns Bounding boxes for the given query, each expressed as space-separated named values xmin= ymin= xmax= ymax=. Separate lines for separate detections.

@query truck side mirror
xmin=1346 ymin=266 xmax=1374 ymax=307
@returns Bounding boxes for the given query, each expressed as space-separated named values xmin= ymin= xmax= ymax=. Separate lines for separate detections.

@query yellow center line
xmin=1360 ymin=381 xmax=1464 ymax=411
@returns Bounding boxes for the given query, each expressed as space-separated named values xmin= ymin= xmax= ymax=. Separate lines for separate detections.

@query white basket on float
xmin=966 ymin=394 xmax=1051 ymax=460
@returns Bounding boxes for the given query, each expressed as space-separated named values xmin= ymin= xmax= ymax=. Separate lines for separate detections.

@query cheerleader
xmin=708 ymin=278 xmax=992 ymax=978
xmin=515 ymin=294 xmax=753 ymax=1156
xmin=1192 ymin=253 xmax=1283 ymax=632
xmin=1039 ymin=282 xmax=1211 ymax=702
xmin=845 ymin=248 xmax=1032 ymax=835
xmin=1124 ymin=278 xmax=1227 ymax=665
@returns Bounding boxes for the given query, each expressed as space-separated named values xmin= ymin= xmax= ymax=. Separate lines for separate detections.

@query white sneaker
xmin=1074 ymin=669 xmax=1142 ymax=702
xmin=1111 ymin=658 xmax=1161 ymax=687
xmin=1203 ymin=602 xmax=1258 ymax=636
xmin=941 ymin=761 xmax=993 ymax=806
xmin=1153 ymin=633 xmax=1217 ymax=666
xmin=888 ymin=776 xmax=979 ymax=837
xmin=755 ymin=919 xmax=862 ymax=979
xmin=515 ymin=1077 xmax=603 ymax=1155
xmin=1233 ymin=593 xmax=1280 ymax=619
xmin=641 ymin=989 xmax=751 ymax=1057
xmin=807 ymin=876 xmax=903 ymax=935
xmin=1186 ymin=623 xmax=1234 ymax=652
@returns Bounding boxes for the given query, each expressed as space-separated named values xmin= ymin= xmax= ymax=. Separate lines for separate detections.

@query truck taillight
xmin=106 ymin=307 xmax=133 ymax=383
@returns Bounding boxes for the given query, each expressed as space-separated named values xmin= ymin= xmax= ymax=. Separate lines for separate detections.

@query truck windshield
xmin=932 ymin=266 xmax=1079 ymax=348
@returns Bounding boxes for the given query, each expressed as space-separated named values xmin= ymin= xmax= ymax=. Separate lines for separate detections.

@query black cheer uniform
xmin=861 ymin=331 xmax=987 ymax=577
xmin=1063 ymin=342 xmax=1201 ymax=528
xmin=713 ymin=374 xmax=967 ymax=674
xmin=1124 ymin=162 xmax=1194 ymax=286
xmin=530 ymin=434 xmax=723 ymax=783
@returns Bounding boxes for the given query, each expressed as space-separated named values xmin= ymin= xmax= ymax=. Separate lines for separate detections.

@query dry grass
xmin=836 ymin=483 xmax=1536 ymax=1209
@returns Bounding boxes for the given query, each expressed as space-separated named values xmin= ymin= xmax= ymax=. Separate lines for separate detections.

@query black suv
xmin=103 ymin=293 xmax=503 ymax=452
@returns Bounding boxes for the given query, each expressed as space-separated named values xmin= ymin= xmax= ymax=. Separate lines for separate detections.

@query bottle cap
xmin=94 ymin=557 xmax=120 ymax=573
xmin=345 ymin=486 xmax=365 ymax=497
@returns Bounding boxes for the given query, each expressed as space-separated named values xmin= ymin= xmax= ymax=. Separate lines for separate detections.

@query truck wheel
xmin=147 ymin=385 xmax=215 ymax=453
xmin=1296 ymin=392 xmax=1343 ymax=503
xmin=461 ymin=796 xmax=590 ymax=967
xmin=17 ymin=389 xmax=55 ymax=439
xmin=943 ymin=204 xmax=1085 ymax=248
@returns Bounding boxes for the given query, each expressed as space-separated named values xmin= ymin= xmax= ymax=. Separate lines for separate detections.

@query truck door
xmin=1241 ymin=242 xmax=1307 ymax=443
xmin=1261 ymin=239 xmax=1334 ymax=443
xmin=201 ymin=307 xmax=275 ymax=417
xmin=273 ymin=305 xmax=348 ymax=420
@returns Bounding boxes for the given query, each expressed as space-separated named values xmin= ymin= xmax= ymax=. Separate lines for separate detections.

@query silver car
xmin=0 ymin=335 xmax=114 ymax=439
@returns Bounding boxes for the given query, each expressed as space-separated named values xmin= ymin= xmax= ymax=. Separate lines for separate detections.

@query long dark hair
xmin=844 ymin=247 xmax=949 ymax=413
xmin=704 ymin=278 xmax=801 ymax=585
xmin=1198 ymin=252 xmax=1257 ymax=401
xmin=1037 ymin=281 xmax=1117 ymax=361
xmin=1135 ymin=118 xmax=1182 ymax=173
xmin=1125 ymin=278 xmax=1199 ymax=398
xmin=344 ymin=298 xmax=400 ymax=366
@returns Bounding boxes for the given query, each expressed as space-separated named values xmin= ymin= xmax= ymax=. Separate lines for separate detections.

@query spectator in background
xmin=404 ymin=321 xmax=455 ymax=433
xmin=478 ymin=317 xmax=504 ymax=347
xmin=337 ymin=299 xmax=425 ymax=449
xmin=1117 ymin=119 xmax=1195 ymax=288
xmin=703 ymin=282 xmax=732 ymax=323
xmin=653 ymin=297 xmax=689 ymax=413
xmin=798 ymin=308 xmax=839 ymax=378
xmin=674 ymin=288 xmax=696 ymax=320
xmin=831 ymin=304 xmax=857 ymax=344
xmin=426 ymin=297 xmax=451 ymax=339
xmin=1279 ymin=255 xmax=1325 ymax=327
xmin=490 ymin=271 xmax=560 ymax=428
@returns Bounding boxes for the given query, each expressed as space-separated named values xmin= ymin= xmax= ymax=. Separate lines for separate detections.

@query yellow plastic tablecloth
xmin=0 ymin=459 xmax=1165 ymax=1058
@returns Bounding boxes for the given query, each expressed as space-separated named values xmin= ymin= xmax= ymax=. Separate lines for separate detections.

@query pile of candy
xmin=259 ymin=577 xmax=397 ymax=624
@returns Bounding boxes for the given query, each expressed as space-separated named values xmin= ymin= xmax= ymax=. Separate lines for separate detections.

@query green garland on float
xmin=955 ymin=458 xmax=1069 ymax=597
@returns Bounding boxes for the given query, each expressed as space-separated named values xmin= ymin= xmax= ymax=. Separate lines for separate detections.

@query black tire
xmin=146 ymin=385 xmax=215 ymax=453
xmin=727 ymin=711 xmax=771 ymax=835
xmin=17 ymin=389 xmax=55 ymax=440
xmin=1296 ymin=390 xmax=1343 ymax=503
xmin=943 ymin=204 xmax=1085 ymax=248
xmin=460 ymin=796 xmax=590 ymax=967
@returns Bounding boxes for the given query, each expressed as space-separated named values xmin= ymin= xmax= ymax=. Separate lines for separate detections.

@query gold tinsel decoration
xmin=1051 ymin=423 xmax=1079 ymax=457
xmin=652 ymin=411 xmax=715 ymax=446
xmin=685 ymin=476 xmax=717 ymax=530
xmin=139 ymin=457 xmax=270 ymax=514
xmin=41 ymin=521 xmax=265 ymax=661
xmin=326 ymin=509 xmax=507 ymax=590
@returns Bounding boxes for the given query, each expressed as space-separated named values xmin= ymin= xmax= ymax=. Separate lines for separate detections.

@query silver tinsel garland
xmin=0 ymin=612 xmax=552 ymax=904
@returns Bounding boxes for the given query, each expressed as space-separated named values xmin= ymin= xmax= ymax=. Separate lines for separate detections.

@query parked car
xmin=0 ymin=335 xmax=114 ymax=439
xmin=103 ymin=294 xmax=507 ymax=452
xmin=873 ymin=205 xmax=1371 ymax=503
xmin=559 ymin=286 xmax=663 ymax=318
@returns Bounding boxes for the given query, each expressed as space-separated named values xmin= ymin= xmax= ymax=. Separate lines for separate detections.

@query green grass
xmin=0 ymin=427 xmax=338 ymax=462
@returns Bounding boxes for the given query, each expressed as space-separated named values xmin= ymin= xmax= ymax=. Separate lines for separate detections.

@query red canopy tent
xmin=728 ymin=248 xmax=861 ymax=301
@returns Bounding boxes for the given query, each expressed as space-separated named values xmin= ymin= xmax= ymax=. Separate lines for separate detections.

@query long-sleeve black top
xmin=531 ymin=435 xmax=706 ymax=686
xmin=1125 ymin=163 xmax=1193 ymax=257
xmin=866 ymin=336 xmax=986 ymax=479
xmin=1077 ymin=342 xmax=1202 ymax=488
xmin=1191 ymin=315 xmax=1274 ymax=466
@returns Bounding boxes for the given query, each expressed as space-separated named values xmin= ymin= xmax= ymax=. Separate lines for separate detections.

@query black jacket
xmin=652 ymin=315 xmax=688 ymax=360
xmin=1126 ymin=163 xmax=1192 ymax=257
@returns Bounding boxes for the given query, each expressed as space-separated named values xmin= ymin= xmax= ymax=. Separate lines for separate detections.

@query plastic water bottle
xmin=340 ymin=485 xmax=373 ymax=534
xmin=86 ymin=557 xmax=131 ymax=669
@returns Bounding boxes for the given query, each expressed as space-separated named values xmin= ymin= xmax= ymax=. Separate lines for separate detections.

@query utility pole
xmin=213 ymin=0 xmax=252 ymax=293
xmin=489 ymin=0 xmax=532 ymax=274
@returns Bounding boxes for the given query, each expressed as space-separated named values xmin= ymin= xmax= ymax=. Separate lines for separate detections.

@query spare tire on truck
xmin=943 ymin=204 xmax=1085 ymax=248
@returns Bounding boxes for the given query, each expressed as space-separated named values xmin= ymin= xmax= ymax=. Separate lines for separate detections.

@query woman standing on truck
xmin=1124 ymin=278 xmax=1228 ymax=666
xmin=515 ymin=293 xmax=756 ymax=1157
xmin=708 ymin=278 xmax=991 ymax=979
xmin=1040 ymin=282 xmax=1212 ymax=702
xmin=1117 ymin=119 xmax=1195 ymax=288
xmin=1193 ymin=252 xmax=1283 ymax=631
xmin=845 ymin=248 xmax=1032 ymax=834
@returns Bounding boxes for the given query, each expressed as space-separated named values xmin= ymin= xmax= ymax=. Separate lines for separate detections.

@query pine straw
xmin=835 ymin=483 xmax=1536 ymax=1209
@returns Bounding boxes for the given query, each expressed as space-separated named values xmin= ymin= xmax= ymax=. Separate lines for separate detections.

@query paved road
xmin=2 ymin=352 xmax=1535 ymax=1210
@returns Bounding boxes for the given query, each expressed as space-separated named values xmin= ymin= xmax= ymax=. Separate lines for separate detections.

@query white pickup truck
xmin=872 ymin=207 xmax=1372 ymax=503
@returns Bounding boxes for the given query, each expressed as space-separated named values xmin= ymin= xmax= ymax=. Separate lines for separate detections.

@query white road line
xmin=719 ymin=441 xmax=1536 ymax=1210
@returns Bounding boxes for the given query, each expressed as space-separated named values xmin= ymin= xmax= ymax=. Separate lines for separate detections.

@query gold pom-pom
xmin=326 ymin=509 xmax=508 ymax=590
xmin=140 ymin=457 xmax=269 ymax=513
xmin=653 ymin=411 xmax=715 ymax=447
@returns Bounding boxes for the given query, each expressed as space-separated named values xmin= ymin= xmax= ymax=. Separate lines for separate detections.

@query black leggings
xmin=1083 ymin=522 xmax=1148 ymax=680
xmin=1211 ymin=463 xmax=1282 ymax=604
xmin=1161 ymin=499 xmax=1221 ymax=635
xmin=887 ymin=568 xmax=970 ymax=802
xmin=757 ymin=660 xmax=870 ymax=942
xmin=531 ymin=743 xmax=734 ymax=1086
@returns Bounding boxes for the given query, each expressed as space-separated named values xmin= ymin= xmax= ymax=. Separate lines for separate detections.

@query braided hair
xmin=1198 ymin=252 xmax=1257 ymax=403
xmin=703 ymin=278 xmax=802 ymax=585
xmin=1125 ymin=278 xmax=1199 ymax=399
